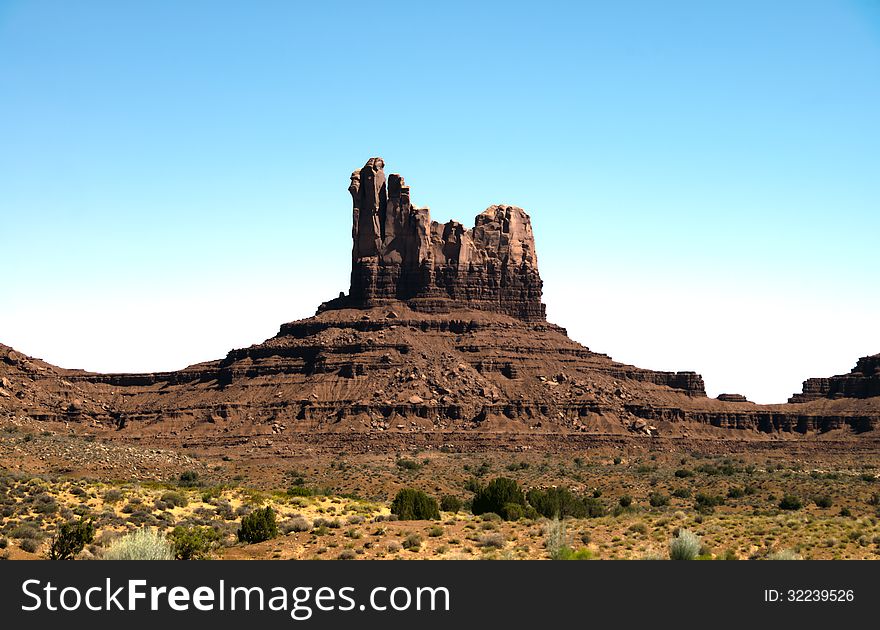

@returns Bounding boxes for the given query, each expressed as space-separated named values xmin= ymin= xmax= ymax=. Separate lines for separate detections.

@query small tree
xmin=391 ymin=489 xmax=440 ymax=520
xmin=472 ymin=478 xmax=525 ymax=519
xmin=48 ymin=518 xmax=94 ymax=560
xmin=440 ymin=495 xmax=462 ymax=513
xmin=237 ymin=506 xmax=278 ymax=544
xmin=527 ymin=487 xmax=582 ymax=519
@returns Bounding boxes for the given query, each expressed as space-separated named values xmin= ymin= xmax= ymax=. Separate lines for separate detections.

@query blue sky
xmin=1 ymin=0 xmax=878 ymax=403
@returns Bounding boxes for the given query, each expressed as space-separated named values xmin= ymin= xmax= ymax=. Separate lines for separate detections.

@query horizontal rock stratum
xmin=790 ymin=354 xmax=880 ymax=403
xmin=1 ymin=158 xmax=879 ymax=452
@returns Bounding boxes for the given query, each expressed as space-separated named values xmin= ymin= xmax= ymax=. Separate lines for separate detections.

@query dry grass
xmin=1 ymin=448 xmax=879 ymax=560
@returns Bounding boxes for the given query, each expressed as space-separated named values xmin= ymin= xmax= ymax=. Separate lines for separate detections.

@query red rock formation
xmin=5 ymin=159 xmax=880 ymax=449
xmin=789 ymin=354 xmax=880 ymax=403
xmin=331 ymin=157 xmax=545 ymax=321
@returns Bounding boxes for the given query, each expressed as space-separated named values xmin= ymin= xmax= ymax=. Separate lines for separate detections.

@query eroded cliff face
xmin=790 ymin=354 xmax=880 ymax=403
xmin=340 ymin=157 xmax=545 ymax=321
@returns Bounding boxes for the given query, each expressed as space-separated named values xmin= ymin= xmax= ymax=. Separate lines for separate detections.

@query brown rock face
xmin=789 ymin=354 xmax=880 ymax=403
xmin=332 ymin=157 xmax=545 ymax=321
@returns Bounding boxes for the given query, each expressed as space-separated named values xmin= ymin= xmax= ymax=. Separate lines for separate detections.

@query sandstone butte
xmin=1 ymin=157 xmax=879 ymax=454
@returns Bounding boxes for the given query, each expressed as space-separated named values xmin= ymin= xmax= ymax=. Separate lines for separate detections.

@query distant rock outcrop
xmin=789 ymin=354 xmax=880 ymax=403
xmin=717 ymin=393 xmax=750 ymax=403
xmin=321 ymin=157 xmax=545 ymax=321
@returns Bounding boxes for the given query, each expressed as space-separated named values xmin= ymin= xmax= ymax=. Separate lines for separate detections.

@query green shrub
xmin=396 ymin=458 xmax=422 ymax=471
xmin=475 ymin=462 xmax=491 ymax=477
xmin=287 ymin=486 xmax=312 ymax=497
xmin=440 ymin=495 xmax=462 ymax=513
xmin=177 ymin=471 xmax=201 ymax=487
xmin=160 ymin=491 xmax=188 ymax=508
xmin=201 ymin=487 xmax=222 ymax=502
xmin=727 ymin=486 xmax=745 ymax=499
xmin=501 ymin=502 xmax=524 ymax=521
xmin=402 ymin=533 xmax=422 ymax=552
xmin=672 ymin=487 xmax=691 ymax=499
xmin=237 ymin=506 xmax=278 ymax=543
xmin=767 ymin=549 xmax=802 ymax=560
xmin=169 ymin=526 xmax=219 ymax=560
xmin=472 ymin=478 xmax=525 ymax=519
xmin=464 ymin=478 xmax=482 ymax=493
xmin=554 ymin=547 xmax=593 ymax=560
xmin=20 ymin=538 xmax=39 ymax=553
xmin=104 ymin=529 xmax=173 ymax=560
xmin=695 ymin=493 xmax=725 ymax=513
xmin=282 ymin=517 xmax=312 ymax=533
xmin=648 ymin=492 xmax=669 ymax=507
xmin=390 ymin=489 xmax=440 ymax=520
xmin=698 ymin=462 xmax=738 ymax=476
xmin=814 ymin=495 xmax=833 ymax=509
xmin=629 ymin=522 xmax=648 ymax=535
xmin=778 ymin=495 xmax=802 ymax=511
xmin=478 ymin=533 xmax=505 ymax=548
xmin=674 ymin=469 xmax=694 ymax=478
xmin=618 ymin=495 xmax=632 ymax=508
xmin=10 ymin=524 xmax=41 ymax=539
xmin=33 ymin=494 xmax=57 ymax=514
xmin=669 ymin=529 xmax=701 ymax=560
xmin=48 ymin=518 xmax=94 ymax=560
xmin=102 ymin=489 xmax=123 ymax=504
xmin=428 ymin=525 xmax=444 ymax=537
xmin=582 ymin=498 xmax=605 ymax=517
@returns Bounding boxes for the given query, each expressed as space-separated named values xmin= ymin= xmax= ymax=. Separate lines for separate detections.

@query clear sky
xmin=1 ymin=0 xmax=878 ymax=403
